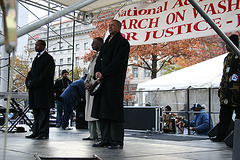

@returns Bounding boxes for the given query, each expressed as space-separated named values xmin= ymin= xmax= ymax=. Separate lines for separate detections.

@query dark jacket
xmin=54 ymin=77 xmax=72 ymax=101
xmin=26 ymin=51 xmax=55 ymax=109
xmin=60 ymin=75 xmax=86 ymax=107
xmin=219 ymin=52 xmax=240 ymax=106
xmin=92 ymin=32 xmax=130 ymax=122
xmin=184 ymin=110 xmax=213 ymax=135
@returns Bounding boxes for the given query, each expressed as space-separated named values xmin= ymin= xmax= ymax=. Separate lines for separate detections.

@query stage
xmin=0 ymin=125 xmax=232 ymax=160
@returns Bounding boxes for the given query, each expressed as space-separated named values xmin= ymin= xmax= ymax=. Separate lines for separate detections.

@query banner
xmin=114 ymin=0 xmax=240 ymax=45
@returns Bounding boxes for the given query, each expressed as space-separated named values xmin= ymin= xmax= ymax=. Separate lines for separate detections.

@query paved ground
xmin=0 ymin=125 xmax=233 ymax=160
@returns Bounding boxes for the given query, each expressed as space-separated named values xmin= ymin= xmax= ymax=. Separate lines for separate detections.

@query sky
xmin=28 ymin=5 xmax=48 ymax=23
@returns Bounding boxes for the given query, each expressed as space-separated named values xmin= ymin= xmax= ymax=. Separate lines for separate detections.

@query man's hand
xmin=191 ymin=127 xmax=197 ymax=131
xmin=95 ymin=72 xmax=103 ymax=83
xmin=176 ymin=116 xmax=184 ymax=121
xmin=85 ymin=83 xmax=92 ymax=91
xmin=26 ymin=80 xmax=32 ymax=89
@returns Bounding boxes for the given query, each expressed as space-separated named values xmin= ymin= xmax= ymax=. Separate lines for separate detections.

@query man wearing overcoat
xmin=83 ymin=37 xmax=103 ymax=140
xmin=92 ymin=20 xmax=130 ymax=149
xmin=25 ymin=40 xmax=55 ymax=139
xmin=211 ymin=34 xmax=240 ymax=142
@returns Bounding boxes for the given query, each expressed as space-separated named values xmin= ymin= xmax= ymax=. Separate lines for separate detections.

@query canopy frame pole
xmin=188 ymin=0 xmax=240 ymax=58
xmin=0 ymin=0 xmax=97 ymax=46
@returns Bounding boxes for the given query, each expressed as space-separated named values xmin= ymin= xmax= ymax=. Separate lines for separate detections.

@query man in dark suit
xmin=25 ymin=40 xmax=55 ymax=139
xmin=92 ymin=20 xmax=130 ymax=149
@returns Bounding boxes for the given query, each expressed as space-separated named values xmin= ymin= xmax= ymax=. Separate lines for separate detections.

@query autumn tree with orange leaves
xmin=86 ymin=12 xmax=227 ymax=79
xmin=129 ymin=35 xmax=226 ymax=79
xmin=12 ymin=56 xmax=29 ymax=92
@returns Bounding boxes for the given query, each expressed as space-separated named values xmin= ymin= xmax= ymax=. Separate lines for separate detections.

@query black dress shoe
xmin=92 ymin=141 xmax=109 ymax=147
xmin=210 ymin=137 xmax=223 ymax=142
xmin=108 ymin=142 xmax=123 ymax=149
xmin=35 ymin=135 xmax=49 ymax=140
xmin=25 ymin=134 xmax=38 ymax=139
xmin=82 ymin=137 xmax=93 ymax=140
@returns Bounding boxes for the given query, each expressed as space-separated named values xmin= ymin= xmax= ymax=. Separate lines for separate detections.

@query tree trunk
xmin=151 ymin=54 xmax=157 ymax=79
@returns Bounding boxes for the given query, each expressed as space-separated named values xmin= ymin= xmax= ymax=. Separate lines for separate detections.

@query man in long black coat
xmin=211 ymin=34 xmax=240 ymax=142
xmin=25 ymin=40 xmax=55 ymax=139
xmin=92 ymin=20 xmax=130 ymax=149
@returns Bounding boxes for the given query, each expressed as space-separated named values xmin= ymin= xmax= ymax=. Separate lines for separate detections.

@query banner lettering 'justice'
xmin=114 ymin=0 xmax=240 ymax=45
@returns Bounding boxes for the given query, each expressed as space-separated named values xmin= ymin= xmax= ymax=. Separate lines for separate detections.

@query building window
xmin=75 ymin=57 xmax=79 ymax=66
xmin=84 ymin=42 xmax=88 ymax=50
xmin=67 ymin=58 xmax=71 ymax=64
xmin=66 ymin=24 xmax=71 ymax=31
xmin=133 ymin=67 xmax=138 ymax=78
xmin=76 ymin=44 xmax=79 ymax=52
xmin=60 ymin=58 xmax=63 ymax=65
xmin=144 ymin=68 xmax=151 ymax=77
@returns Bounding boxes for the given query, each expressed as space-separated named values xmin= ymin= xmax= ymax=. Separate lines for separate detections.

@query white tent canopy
xmin=137 ymin=53 xmax=227 ymax=91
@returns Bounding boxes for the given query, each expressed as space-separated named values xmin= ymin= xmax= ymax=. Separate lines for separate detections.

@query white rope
xmin=3 ymin=51 xmax=15 ymax=160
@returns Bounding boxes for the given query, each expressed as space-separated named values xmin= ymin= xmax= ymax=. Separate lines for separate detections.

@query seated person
xmin=177 ymin=103 xmax=213 ymax=135
xmin=163 ymin=105 xmax=176 ymax=133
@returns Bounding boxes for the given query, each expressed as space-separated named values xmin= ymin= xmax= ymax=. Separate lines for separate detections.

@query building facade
xmin=27 ymin=19 xmax=163 ymax=105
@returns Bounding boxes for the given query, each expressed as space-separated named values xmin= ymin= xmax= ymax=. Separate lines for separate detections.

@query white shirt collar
xmin=37 ymin=50 xmax=45 ymax=58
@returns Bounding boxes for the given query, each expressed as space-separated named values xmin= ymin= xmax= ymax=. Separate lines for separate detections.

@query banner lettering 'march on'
xmin=114 ymin=0 xmax=240 ymax=46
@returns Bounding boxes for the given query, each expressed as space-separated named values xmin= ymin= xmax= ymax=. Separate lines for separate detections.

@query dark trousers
xmin=56 ymin=100 xmax=63 ymax=125
xmin=217 ymin=104 xmax=240 ymax=140
xmin=100 ymin=119 xmax=124 ymax=146
xmin=62 ymin=101 xmax=74 ymax=128
xmin=32 ymin=108 xmax=50 ymax=136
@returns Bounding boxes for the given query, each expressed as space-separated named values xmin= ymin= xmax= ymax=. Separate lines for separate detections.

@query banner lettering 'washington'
xmin=114 ymin=0 xmax=240 ymax=45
